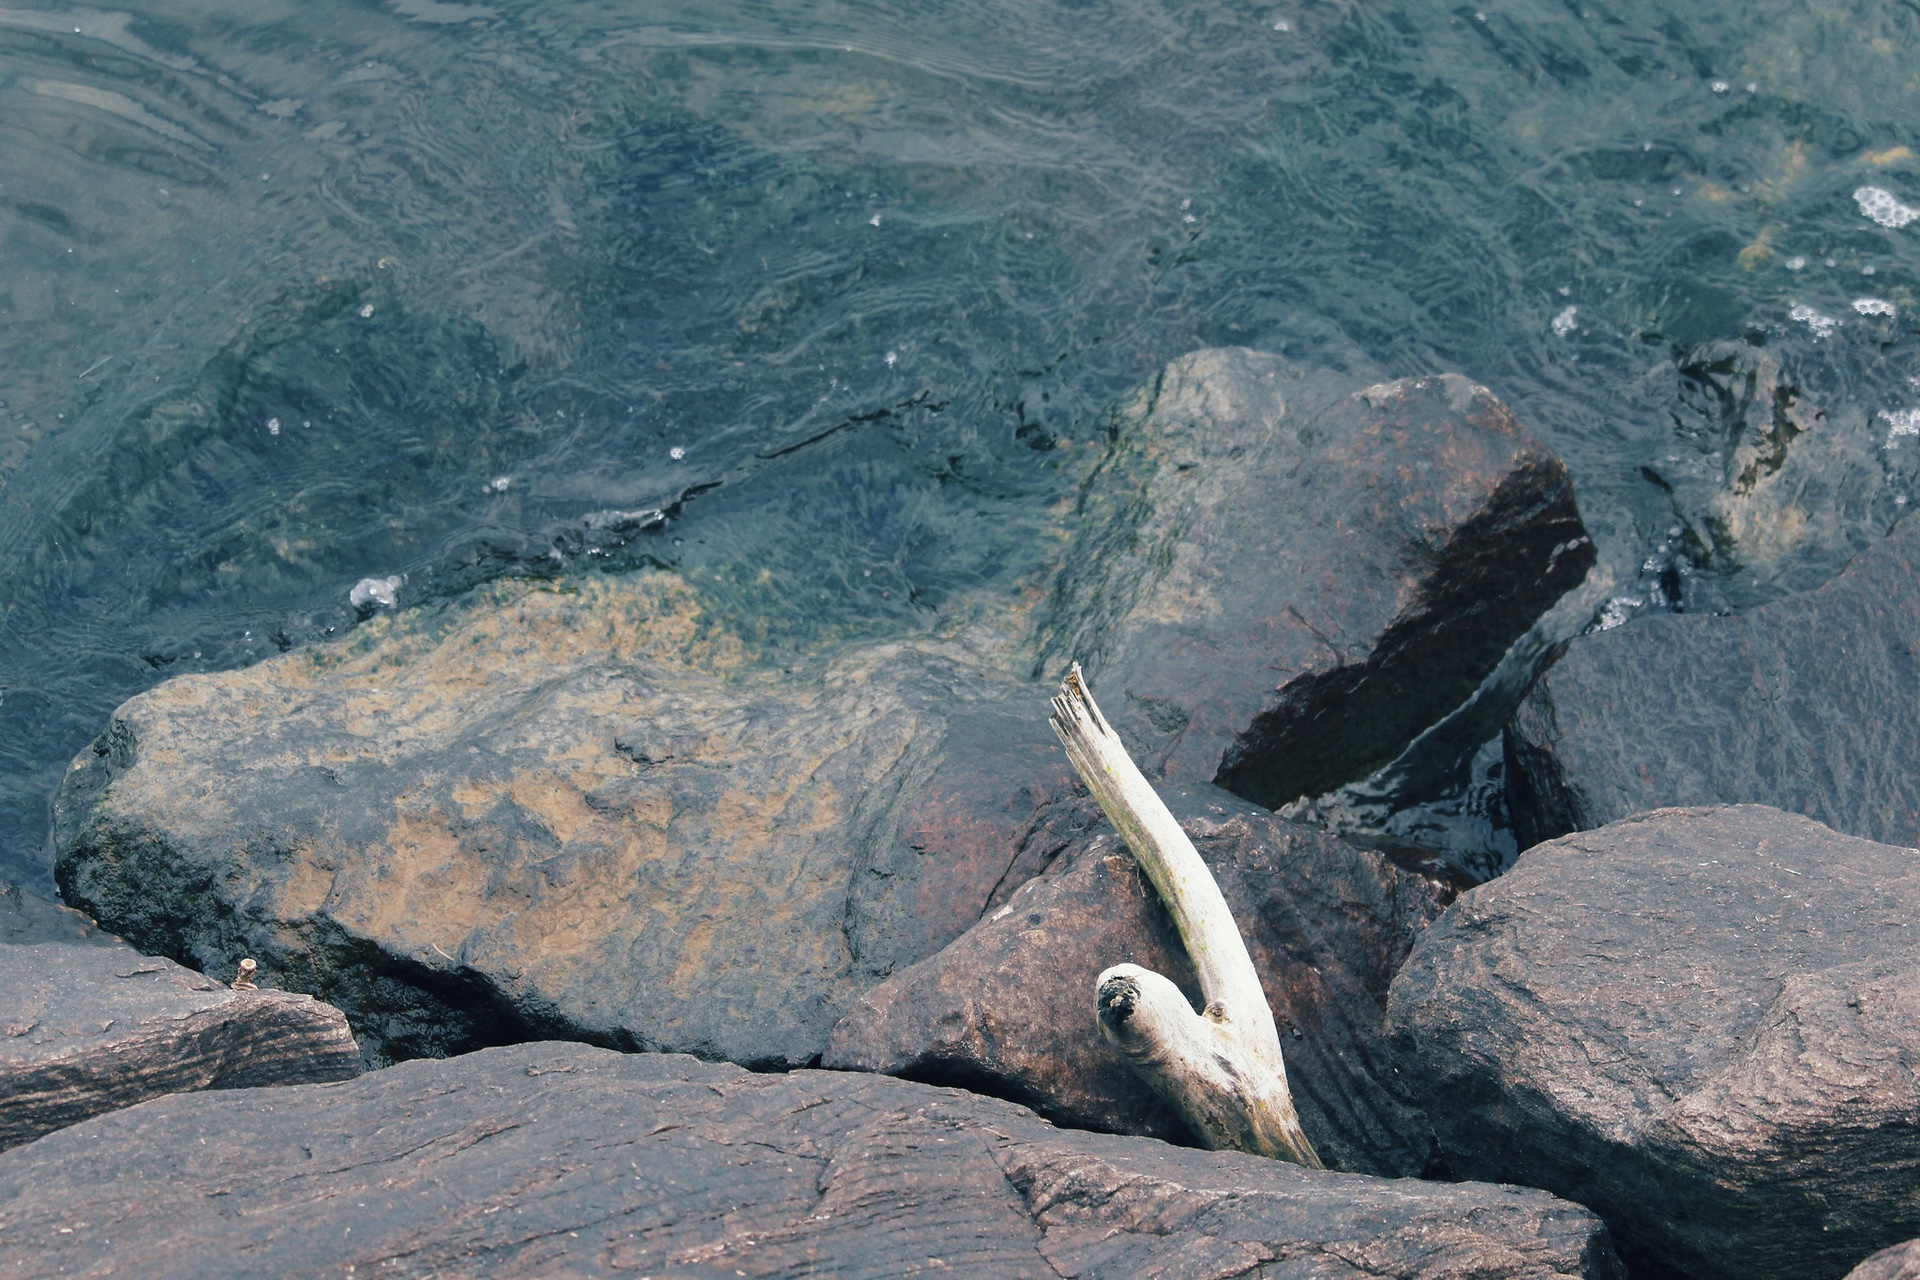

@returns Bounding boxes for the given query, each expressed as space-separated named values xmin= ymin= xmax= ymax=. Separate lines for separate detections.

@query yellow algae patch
xmin=1868 ymin=146 xmax=1915 ymax=166
xmin=1738 ymin=229 xmax=1775 ymax=270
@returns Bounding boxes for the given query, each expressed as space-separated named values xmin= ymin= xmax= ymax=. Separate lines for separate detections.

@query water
xmin=2 ymin=0 xmax=1917 ymax=889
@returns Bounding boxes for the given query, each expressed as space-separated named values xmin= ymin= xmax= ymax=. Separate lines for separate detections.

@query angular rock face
xmin=0 ymin=1040 xmax=1622 ymax=1280
xmin=1 ymin=886 xmax=361 ymax=1151
xmin=1387 ymin=805 xmax=1920 ymax=1280
xmin=54 ymin=575 xmax=1075 ymax=1067
xmin=827 ymin=783 xmax=1453 ymax=1178
xmin=1505 ymin=516 xmax=1920 ymax=851
xmin=1036 ymin=349 xmax=1594 ymax=807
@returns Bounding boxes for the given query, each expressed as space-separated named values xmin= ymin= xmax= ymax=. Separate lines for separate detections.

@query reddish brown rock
xmin=826 ymin=783 xmax=1453 ymax=1177
xmin=0 ymin=1041 xmax=1621 ymax=1279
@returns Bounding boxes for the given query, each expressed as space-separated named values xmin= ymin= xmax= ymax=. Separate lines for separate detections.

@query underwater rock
xmin=826 ymin=782 xmax=1452 ymax=1178
xmin=1387 ymin=805 xmax=1920 ymax=1280
xmin=0 ymin=885 xmax=360 ymax=1151
xmin=53 ymin=574 xmax=1077 ymax=1067
xmin=1505 ymin=516 xmax=1920 ymax=850
xmin=1036 ymin=349 xmax=1594 ymax=808
xmin=0 ymin=1040 xmax=1622 ymax=1280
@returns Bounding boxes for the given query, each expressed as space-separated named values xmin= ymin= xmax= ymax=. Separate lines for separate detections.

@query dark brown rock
xmin=827 ymin=782 xmax=1453 ymax=1178
xmin=0 ymin=1040 xmax=1621 ymax=1279
xmin=1505 ymin=516 xmax=1920 ymax=851
xmin=1848 ymin=1240 xmax=1920 ymax=1280
xmin=52 ymin=576 xmax=1075 ymax=1068
xmin=1036 ymin=350 xmax=1594 ymax=807
xmin=1387 ymin=804 xmax=1920 ymax=1280
xmin=1 ymin=895 xmax=361 ymax=1151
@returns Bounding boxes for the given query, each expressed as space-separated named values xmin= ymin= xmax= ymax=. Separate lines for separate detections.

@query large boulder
xmin=1387 ymin=805 xmax=1920 ymax=1280
xmin=53 ymin=574 xmax=1076 ymax=1067
xmin=51 ymin=349 xmax=1590 ymax=1072
xmin=827 ymin=783 xmax=1453 ymax=1178
xmin=0 ymin=885 xmax=360 ymax=1152
xmin=1849 ymin=1241 xmax=1920 ymax=1280
xmin=1036 ymin=350 xmax=1593 ymax=807
xmin=1505 ymin=516 xmax=1920 ymax=850
xmin=0 ymin=1040 xmax=1622 ymax=1279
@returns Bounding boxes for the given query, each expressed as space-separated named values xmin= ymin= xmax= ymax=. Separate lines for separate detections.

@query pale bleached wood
xmin=1050 ymin=664 xmax=1323 ymax=1168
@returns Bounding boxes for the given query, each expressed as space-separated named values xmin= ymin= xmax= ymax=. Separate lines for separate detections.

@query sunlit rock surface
xmin=1388 ymin=805 xmax=1920 ymax=1280
xmin=0 ymin=1041 xmax=1622 ymax=1280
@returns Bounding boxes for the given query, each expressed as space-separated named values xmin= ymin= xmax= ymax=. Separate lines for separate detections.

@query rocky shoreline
xmin=4 ymin=347 xmax=1915 ymax=1278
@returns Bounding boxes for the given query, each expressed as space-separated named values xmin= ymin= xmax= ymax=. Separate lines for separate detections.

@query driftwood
xmin=1050 ymin=665 xmax=1323 ymax=1167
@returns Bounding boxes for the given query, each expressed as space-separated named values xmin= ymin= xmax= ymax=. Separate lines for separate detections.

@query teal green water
xmin=2 ymin=0 xmax=1917 ymax=885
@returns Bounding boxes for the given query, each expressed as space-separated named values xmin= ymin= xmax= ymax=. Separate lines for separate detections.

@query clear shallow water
xmin=2 ymin=0 xmax=1917 ymax=887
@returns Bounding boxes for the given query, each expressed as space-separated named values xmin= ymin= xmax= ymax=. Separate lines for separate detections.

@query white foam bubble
xmin=669 ymin=445 xmax=686 ymax=460
xmin=1854 ymin=298 xmax=1898 ymax=318
xmin=488 ymin=475 xmax=511 ymax=491
xmin=1854 ymin=186 xmax=1918 ymax=229
xmin=350 ymin=575 xmax=403 ymax=608
xmin=1551 ymin=305 xmax=1578 ymax=337
xmin=1882 ymin=408 xmax=1920 ymax=449
xmin=266 ymin=417 xmax=281 ymax=435
xmin=1789 ymin=304 xmax=1841 ymax=338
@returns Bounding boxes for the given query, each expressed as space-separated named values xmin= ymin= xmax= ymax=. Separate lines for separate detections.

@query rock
xmin=1 ymin=887 xmax=361 ymax=1152
xmin=1849 ymin=1241 xmax=1920 ymax=1280
xmin=827 ymin=782 xmax=1454 ymax=1178
xmin=0 ymin=1040 xmax=1622 ymax=1279
xmin=1386 ymin=804 xmax=1920 ymax=1280
xmin=1036 ymin=350 xmax=1593 ymax=807
xmin=1505 ymin=516 xmax=1920 ymax=851
xmin=54 ymin=574 xmax=1076 ymax=1067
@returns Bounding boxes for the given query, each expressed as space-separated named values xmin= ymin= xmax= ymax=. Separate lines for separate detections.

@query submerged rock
xmin=1037 ymin=350 xmax=1594 ymax=807
xmin=1505 ymin=515 xmax=1920 ymax=850
xmin=0 ymin=885 xmax=360 ymax=1151
xmin=827 ymin=783 xmax=1452 ymax=1178
xmin=54 ymin=575 xmax=1075 ymax=1067
xmin=0 ymin=1040 xmax=1622 ymax=1279
xmin=1388 ymin=805 xmax=1920 ymax=1280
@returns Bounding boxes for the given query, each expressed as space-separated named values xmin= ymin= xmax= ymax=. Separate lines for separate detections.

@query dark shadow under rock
xmin=1388 ymin=804 xmax=1920 ymax=1280
xmin=826 ymin=782 xmax=1453 ymax=1178
xmin=1506 ymin=515 xmax=1920 ymax=851
xmin=0 ymin=1040 xmax=1621 ymax=1279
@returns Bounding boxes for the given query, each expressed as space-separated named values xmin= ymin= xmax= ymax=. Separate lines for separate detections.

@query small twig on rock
xmin=231 ymin=958 xmax=257 ymax=991
xmin=1050 ymin=664 xmax=1322 ymax=1167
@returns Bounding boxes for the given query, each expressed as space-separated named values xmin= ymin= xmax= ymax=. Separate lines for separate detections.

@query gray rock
xmin=52 ymin=583 xmax=1074 ymax=1068
xmin=827 ymin=783 xmax=1453 ymax=1178
xmin=1505 ymin=516 xmax=1920 ymax=851
xmin=1037 ymin=350 xmax=1593 ymax=807
xmin=1849 ymin=1241 xmax=1920 ymax=1280
xmin=1387 ymin=804 xmax=1920 ymax=1280
xmin=0 ymin=1040 xmax=1621 ymax=1279
xmin=1 ymin=893 xmax=361 ymax=1151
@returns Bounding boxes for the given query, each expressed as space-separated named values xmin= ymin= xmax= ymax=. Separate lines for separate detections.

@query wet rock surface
xmin=827 ymin=782 xmax=1453 ymax=1178
xmin=1037 ymin=349 xmax=1594 ymax=808
xmin=53 ymin=575 xmax=1075 ymax=1068
xmin=1849 ymin=1240 xmax=1920 ymax=1280
xmin=1 ymin=885 xmax=361 ymax=1152
xmin=1387 ymin=804 xmax=1920 ymax=1280
xmin=1505 ymin=515 xmax=1920 ymax=851
xmin=0 ymin=1040 xmax=1621 ymax=1280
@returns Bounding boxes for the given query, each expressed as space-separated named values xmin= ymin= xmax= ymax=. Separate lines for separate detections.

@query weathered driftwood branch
xmin=1050 ymin=664 xmax=1323 ymax=1168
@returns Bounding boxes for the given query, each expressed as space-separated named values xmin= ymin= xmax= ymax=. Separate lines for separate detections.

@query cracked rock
xmin=0 ymin=1040 xmax=1620 ymax=1279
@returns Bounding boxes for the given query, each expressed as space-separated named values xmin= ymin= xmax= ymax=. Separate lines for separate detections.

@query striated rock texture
xmin=0 ymin=1040 xmax=1622 ymax=1280
xmin=827 ymin=783 xmax=1453 ymax=1178
xmin=53 ymin=575 xmax=1076 ymax=1067
xmin=1505 ymin=515 xmax=1920 ymax=851
xmin=1 ymin=886 xmax=361 ymax=1151
xmin=1387 ymin=805 xmax=1920 ymax=1280
xmin=1036 ymin=349 xmax=1594 ymax=808
xmin=1850 ymin=1241 xmax=1920 ymax=1280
